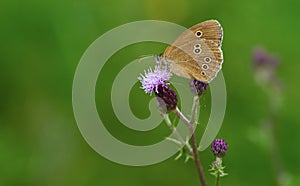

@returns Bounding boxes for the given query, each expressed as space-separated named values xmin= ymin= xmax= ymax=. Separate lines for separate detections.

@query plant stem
xmin=173 ymin=107 xmax=192 ymax=128
xmin=268 ymin=113 xmax=287 ymax=186
xmin=173 ymin=97 xmax=207 ymax=186
xmin=216 ymin=173 xmax=220 ymax=186
xmin=267 ymin=85 xmax=287 ymax=185
xmin=191 ymin=132 xmax=207 ymax=186
xmin=163 ymin=114 xmax=193 ymax=154
xmin=190 ymin=96 xmax=199 ymax=125
xmin=190 ymin=96 xmax=207 ymax=186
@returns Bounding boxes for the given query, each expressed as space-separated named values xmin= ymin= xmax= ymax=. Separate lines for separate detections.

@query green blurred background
xmin=1 ymin=0 xmax=300 ymax=185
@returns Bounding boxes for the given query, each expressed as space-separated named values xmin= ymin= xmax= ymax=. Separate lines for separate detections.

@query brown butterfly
xmin=156 ymin=20 xmax=223 ymax=83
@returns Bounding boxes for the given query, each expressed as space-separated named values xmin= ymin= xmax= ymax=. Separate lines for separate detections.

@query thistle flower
xmin=252 ymin=47 xmax=279 ymax=69
xmin=252 ymin=47 xmax=287 ymax=185
xmin=211 ymin=139 xmax=228 ymax=158
xmin=190 ymin=79 xmax=208 ymax=96
xmin=252 ymin=47 xmax=282 ymax=91
xmin=138 ymin=65 xmax=177 ymax=111
xmin=156 ymin=84 xmax=178 ymax=111
xmin=138 ymin=66 xmax=171 ymax=95
xmin=253 ymin=47 xmax=268 ymax=66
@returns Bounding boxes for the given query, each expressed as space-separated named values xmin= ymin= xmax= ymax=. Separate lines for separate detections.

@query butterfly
xmin=156 ymin=20 xmax=223 ymax=83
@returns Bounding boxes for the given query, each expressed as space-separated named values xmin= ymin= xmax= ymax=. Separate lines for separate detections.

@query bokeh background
xmin=1 ymin=0 xmax=300 ymax=185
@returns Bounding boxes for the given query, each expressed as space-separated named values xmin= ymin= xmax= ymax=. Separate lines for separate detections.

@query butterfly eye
xmin=194 ymin=44 xmax=201 ymax=48
xmin=201 ymin=71 xmax=206 ymax=76
xmin=194 ymin=48 xmax=201 ymax=54
xmin=202 ymin=64 xmax=209 ymax=70
xmin=195 ymin=31 xmax=202 ymax=37
xmin=204 ymin=57 xmax=211 ymax=63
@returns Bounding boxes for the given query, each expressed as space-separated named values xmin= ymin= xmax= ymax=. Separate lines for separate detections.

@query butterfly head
xmin=154 ymin=53 xmax=170 ymax=68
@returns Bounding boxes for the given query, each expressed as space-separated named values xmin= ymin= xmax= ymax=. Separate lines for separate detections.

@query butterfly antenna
xmin=137 ymin=54 xmax=154 ymax=64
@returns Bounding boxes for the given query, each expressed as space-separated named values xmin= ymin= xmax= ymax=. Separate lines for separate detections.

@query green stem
xmin=190 ymin=96 xmax=207 ymax=186
xmin=190 ymin=132 xmax=207 ymax=186
xmin=173 ymin=107 xmax=192 ymax=128
xmin=173 ymin=97 xmax=207 ymax=186
xmin=266 ymin=84 xmax=287 ymax=185
xmin=216 ymin=173 xmax=220 ymax=186
xmin=163 ymin=114 xmax=193 ymax=154
xmin=190 ymin=96 xmax=199 ymax=125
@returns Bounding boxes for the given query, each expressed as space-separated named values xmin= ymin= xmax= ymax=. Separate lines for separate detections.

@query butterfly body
xmin=157 ymin=20 xmax=223 ymax=83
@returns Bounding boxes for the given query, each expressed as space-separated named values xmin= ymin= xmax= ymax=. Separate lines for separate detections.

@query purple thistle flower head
xmin=253 ymin=47 xmax=268 ymax=66
xmin=190 ymin=79 xmax=208 ymax=96
xmin=211 ymin=139 xmax=228 ymax=158
xmin=138 ymin=65 xmax=177 ymax=111
xmin=252 ymin=47 xmax=280 ymax=68
xmin=138 ymin=65 xmax=171 ymax=95
xmin=156 ymin=84 xmax=178 ymax=111
xmin=252 ymin=47 xmax=282 ymax=90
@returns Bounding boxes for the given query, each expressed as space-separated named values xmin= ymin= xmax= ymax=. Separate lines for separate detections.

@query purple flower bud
xmin=252 ymin=47 xmax=280 ymax=69
xmin=211 ymin=139 xmax=228 ymax=158
xmin=253 ymin=47 xmax=268 ymax=66
xmin=156 ymin=84 xmax=178 ymax=111
xmin=190 ymin=79 xmax=208 ymax=96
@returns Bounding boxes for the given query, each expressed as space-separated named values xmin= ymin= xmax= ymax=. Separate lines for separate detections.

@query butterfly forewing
xmin=162 ymin=20 xmax=223 ymax=83
xmin=189 ymin=20 xmax=223 ymax=46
